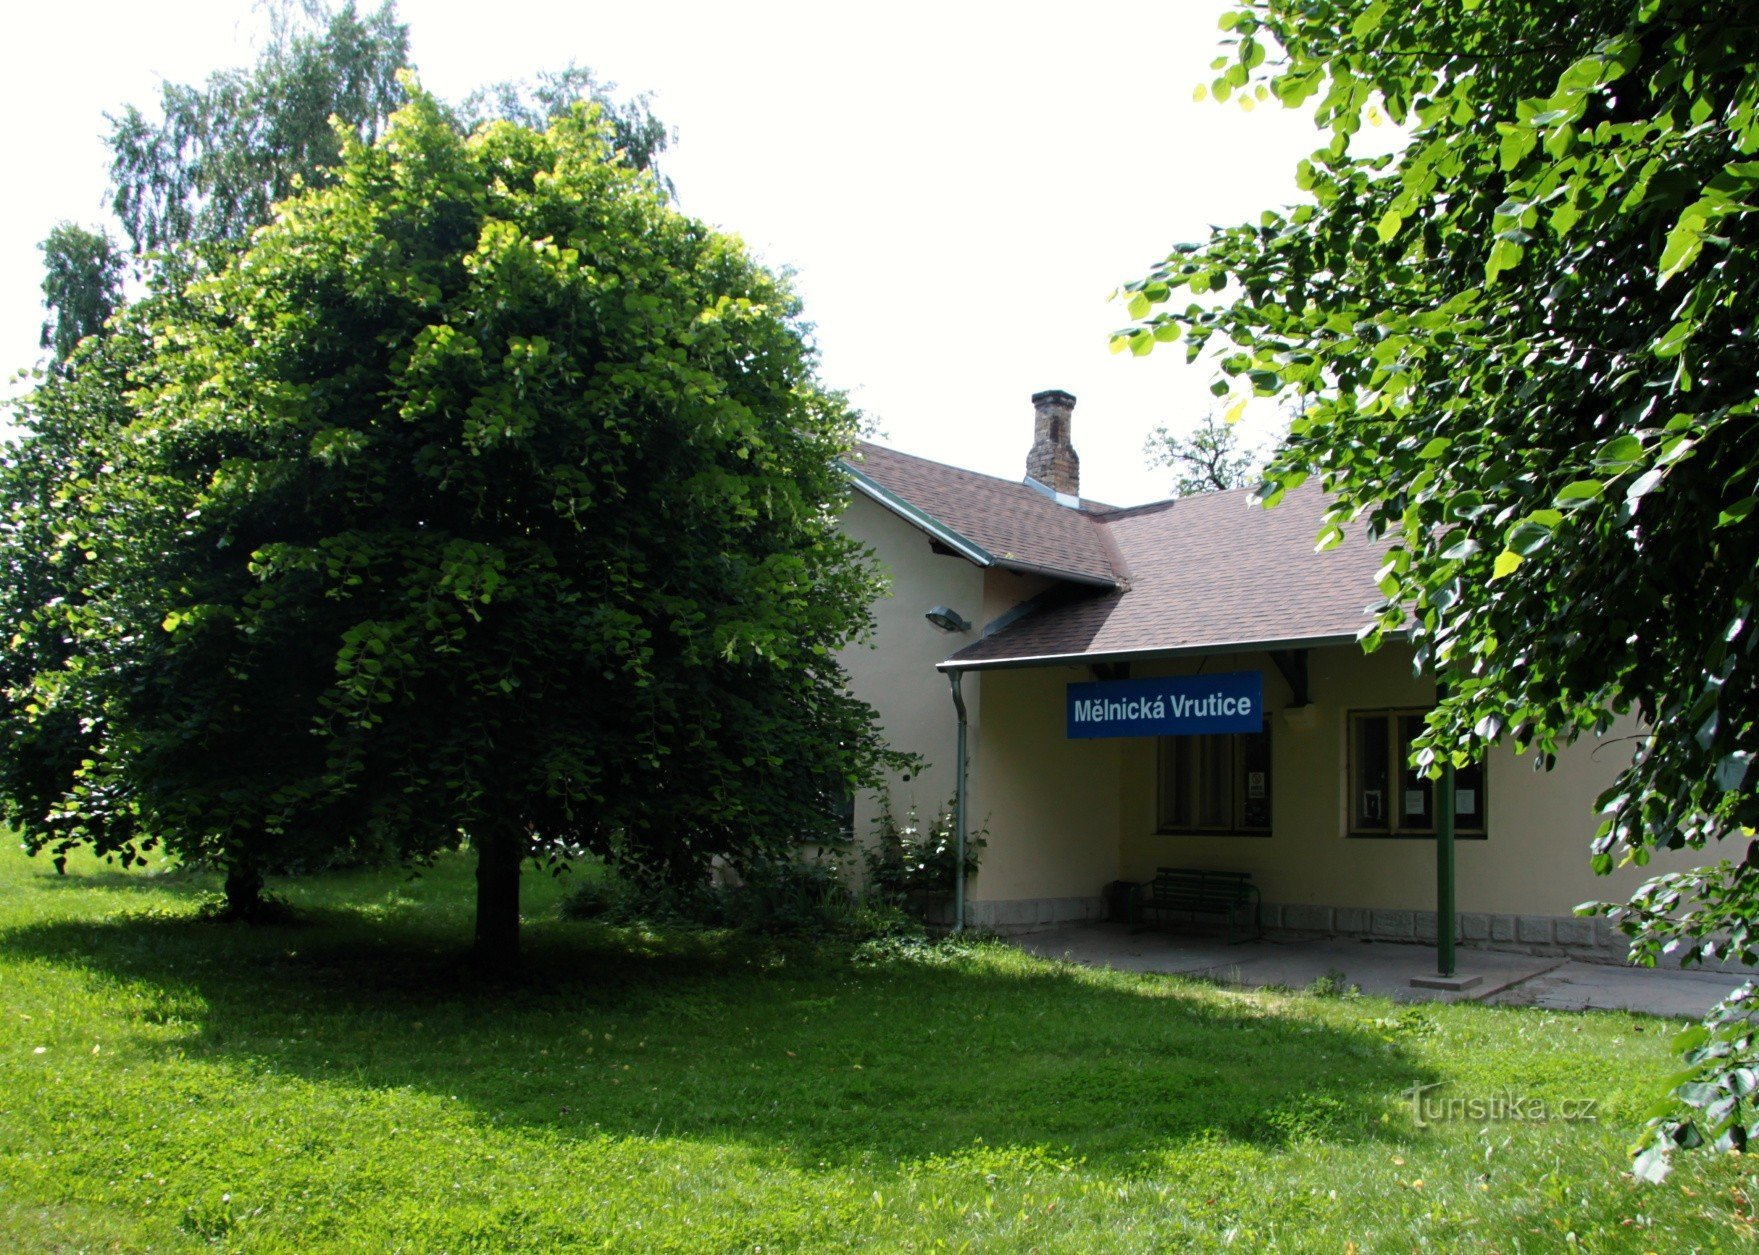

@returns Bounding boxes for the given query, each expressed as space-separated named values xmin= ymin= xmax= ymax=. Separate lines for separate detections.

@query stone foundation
xmin=936 ymin=896 xmax=1107 ymax=934
xmin=947 ymin=895 xmax=1753 ymax=975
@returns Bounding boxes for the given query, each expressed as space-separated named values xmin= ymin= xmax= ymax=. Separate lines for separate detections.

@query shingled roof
xmin=939 ymin=480 xmax=1392 ymax=670
xmin=843 ymin=441 xmax=1122 ymax=587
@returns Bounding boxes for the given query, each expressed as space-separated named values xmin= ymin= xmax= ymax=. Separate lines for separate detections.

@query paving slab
xmin=1015 ymin=924 xmax=1556 ymax=1003
xmin=1482 ymin=960 xmax=1738 ymax=1018
xmin=1013 ymin=923 xmax=1742 ymax=1015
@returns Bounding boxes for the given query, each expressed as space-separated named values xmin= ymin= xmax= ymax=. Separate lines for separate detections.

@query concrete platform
xmin=1014 ymin=923 xmax=1738 ymax=1016
xmin=1483 ymin=960 xmax=1737 ymax=1018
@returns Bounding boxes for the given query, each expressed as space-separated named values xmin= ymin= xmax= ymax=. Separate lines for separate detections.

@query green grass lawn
xmin=2 ymin=841 xmax=1755 ymax=1252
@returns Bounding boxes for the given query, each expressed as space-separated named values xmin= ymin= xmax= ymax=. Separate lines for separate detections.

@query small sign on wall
xmin=1066 ymin=670 xmax=1263 ymax=739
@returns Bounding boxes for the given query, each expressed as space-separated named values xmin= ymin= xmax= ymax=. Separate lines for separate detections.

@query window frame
xmin=1346 ymin=707 xmax=1487 ymax=840
xmin=1154 ymin=721 xmax=1273 ymax=837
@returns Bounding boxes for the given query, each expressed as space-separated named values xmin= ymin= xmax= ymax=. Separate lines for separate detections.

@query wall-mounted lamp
xmin=925 ymin=605 xmax=972 ymax=633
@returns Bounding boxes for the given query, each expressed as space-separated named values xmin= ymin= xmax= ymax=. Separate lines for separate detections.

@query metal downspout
xmin=948 ymin=669 xmax=968 ymax=935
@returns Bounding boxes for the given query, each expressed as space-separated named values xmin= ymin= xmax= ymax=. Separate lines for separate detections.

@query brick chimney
xmin=1025 ymin=389 xmax=1080 ymax=499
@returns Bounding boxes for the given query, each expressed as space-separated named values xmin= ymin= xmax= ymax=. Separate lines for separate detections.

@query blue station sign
xmin=1066 ymin=670 xmax=1263 ymax=739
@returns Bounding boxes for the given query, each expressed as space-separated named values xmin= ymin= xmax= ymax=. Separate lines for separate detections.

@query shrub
xmin=561 ymin=848 xmax=919 ymax=941
xmin=724 ymin=856 xmax=920 ymax=938
xmin=863 ymin=794 xmax=985 ymax=904
xmin=558 ymin=857 xmax=718 ymax=927
xmin=1305 ymin=968 xmax=1360 ymax=999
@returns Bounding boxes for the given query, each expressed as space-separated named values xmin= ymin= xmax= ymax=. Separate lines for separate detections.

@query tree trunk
xmin=224 ymin=857 xmax=265 ymax=919
xmin=473 ymin=822 xmax=523 ymax=968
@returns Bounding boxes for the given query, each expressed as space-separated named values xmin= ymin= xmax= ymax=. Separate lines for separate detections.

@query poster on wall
xmin=1066 ymin=670 xmax=1263 ymax=739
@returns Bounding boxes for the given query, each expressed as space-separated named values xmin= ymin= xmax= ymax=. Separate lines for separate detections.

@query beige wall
xmin=837 ymin=498 xmax=1120 ymax=907
xmin=965 ymin=662 xmax=1123 ymax=903
xmin=1112 ymin=644 xmax=1685 ymax=918
xmin=980 ymin=568 xmax=1059 ymax=628
xmin=837 ymin=494 xmax=985 ymax=846
xmin=838 ymin=495 xmax=1681 ymax=921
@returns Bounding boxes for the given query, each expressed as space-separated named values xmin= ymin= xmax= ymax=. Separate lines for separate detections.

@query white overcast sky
xmin=1 ymin=0 xmax=1334 ymax=506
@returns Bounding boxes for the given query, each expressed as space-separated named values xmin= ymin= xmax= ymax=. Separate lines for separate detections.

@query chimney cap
xmin=1031 ymin=389 xmax=1077 ymax=408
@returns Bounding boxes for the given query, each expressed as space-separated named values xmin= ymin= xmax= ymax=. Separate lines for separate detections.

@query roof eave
xmin=936 ymin=627 xmax=1409 ymax=673
xmin=991 ymin=557 xmax=1121 ymax=590
xmin=841 ymin=461 xmax=994 ymax=569
xmin=841 ymin=459 xmax=1122 ymax=589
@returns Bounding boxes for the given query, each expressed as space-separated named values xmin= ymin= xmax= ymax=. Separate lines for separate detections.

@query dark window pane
xmin=1355 ymin=715 xmax=1389 ymax=829
xmin=1398 ymin=714 xmax=1432 ymax=831
xmin=1454 ymin=758 xmax=1486 ymax=833
xmin=1158 ymin=738 xmax=1189 ymax=829
xmin=1239 ymin=729 xmax=1271 ymax=829
xmin=1160 ymin=729 xmax=1272 ymax=834
xmin=1195 ymin=735 xmax=1230 ymax=829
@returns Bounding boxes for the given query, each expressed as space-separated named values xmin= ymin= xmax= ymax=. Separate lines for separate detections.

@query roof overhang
xmin=936 ymin=629 xmax=1406 ymax=673
xmin=986 ymin=558 xmax=1120 ymax=589
xmin=843 ymin=460 xmax=993 ymax=567
xmin=841 ymin=458 xmax=1121 ymax=590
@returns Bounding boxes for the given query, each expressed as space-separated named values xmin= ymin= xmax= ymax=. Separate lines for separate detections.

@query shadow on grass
xmin=1 ymin=888 xmax=1438 ymax=1171
xmin=27 ymin=866 xmax=214 ymax=893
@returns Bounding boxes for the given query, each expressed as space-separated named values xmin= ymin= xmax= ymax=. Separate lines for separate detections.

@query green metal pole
xmin=1437 ymin=759 xmax=1456 ymax=978
xmin=949 ymin=670 xmax=968 ymax=935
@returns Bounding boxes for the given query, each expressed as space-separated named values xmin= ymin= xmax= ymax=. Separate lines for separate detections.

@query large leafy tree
xmin=455 ymin=63 xmax=674 ymax=194
xmin=106 ymin=4 xmax=672 ymax=257
xmin=37 ymin=1 xmax=669 ymax=369
xmin=18 ymin=89 xmax=898 ymax=966
xmin=37 ymin=223 xmax=125 ymax=365
xmin=0 ymin=300 xmax=162 ymax=873
xmin=1118 ymin=0 xmax=1759 ymax=1172
xmin=9 ymin=0 xmax=679 ymax=917
xmin=106 ymin=1 xmax=411 ymax=256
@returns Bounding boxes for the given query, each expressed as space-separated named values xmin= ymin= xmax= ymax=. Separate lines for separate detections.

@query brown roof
xmin=845 ymin=441 xmax=1121 ymax=586
xmin=940 ymin=480 xmax=1393 ymax=669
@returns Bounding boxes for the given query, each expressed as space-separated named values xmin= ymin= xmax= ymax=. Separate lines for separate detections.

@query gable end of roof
xmin=842 ymin=459 xmax=996 ymax=569
xmin=841 ymin=442 xmax=1123 ymax=589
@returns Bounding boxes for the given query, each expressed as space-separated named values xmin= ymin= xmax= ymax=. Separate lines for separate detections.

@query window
xmin=1157 ymin=724 xmax=1271 ymax=835
xmin=1349 ymin=709 xmax=1486 ymax=838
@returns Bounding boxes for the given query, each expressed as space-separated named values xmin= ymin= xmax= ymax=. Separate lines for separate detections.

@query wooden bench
xmin=1129 ymin=867 xmax=1262 ymax=944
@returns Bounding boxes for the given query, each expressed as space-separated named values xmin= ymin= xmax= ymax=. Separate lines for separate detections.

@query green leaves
xmin=1489 ymin=504 xmax=1566 ymax=579
xmin=1658 ymin=211 xmax=1710 ymax=285
xmin=1719 ymin=497 xmax=1757 ymax=528
xmin=1592 ymin=435 xmax=1646 ymax=474
xmin=1504 ymin=518 xmax=1555 ymax=557
xmin=104 ymin=2 xmax=411 ymax=255
xmin=1651 ymin=320 xmax=1693 ymax=359
xmin=38 ymin=223 xmax=125 ymax=366
xmin=1119 ymin=0 xmax=1759 ymax=1173
xmin=1659 ymin=162 xmax=1759 ymax=285
xmin=3 ymin=82 xmax=905 ymax=964
xmin=1350 ymin=0 xmax=1388 ymax=39
xmin=1484 ymin=235 xmax=1525 ymax=284
xmin=1553 ymin=479 xmax=1605 ymax=509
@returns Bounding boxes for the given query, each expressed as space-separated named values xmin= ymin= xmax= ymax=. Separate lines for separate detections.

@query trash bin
xmin=1104 ymin=880 xmax=1137 ymax=923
